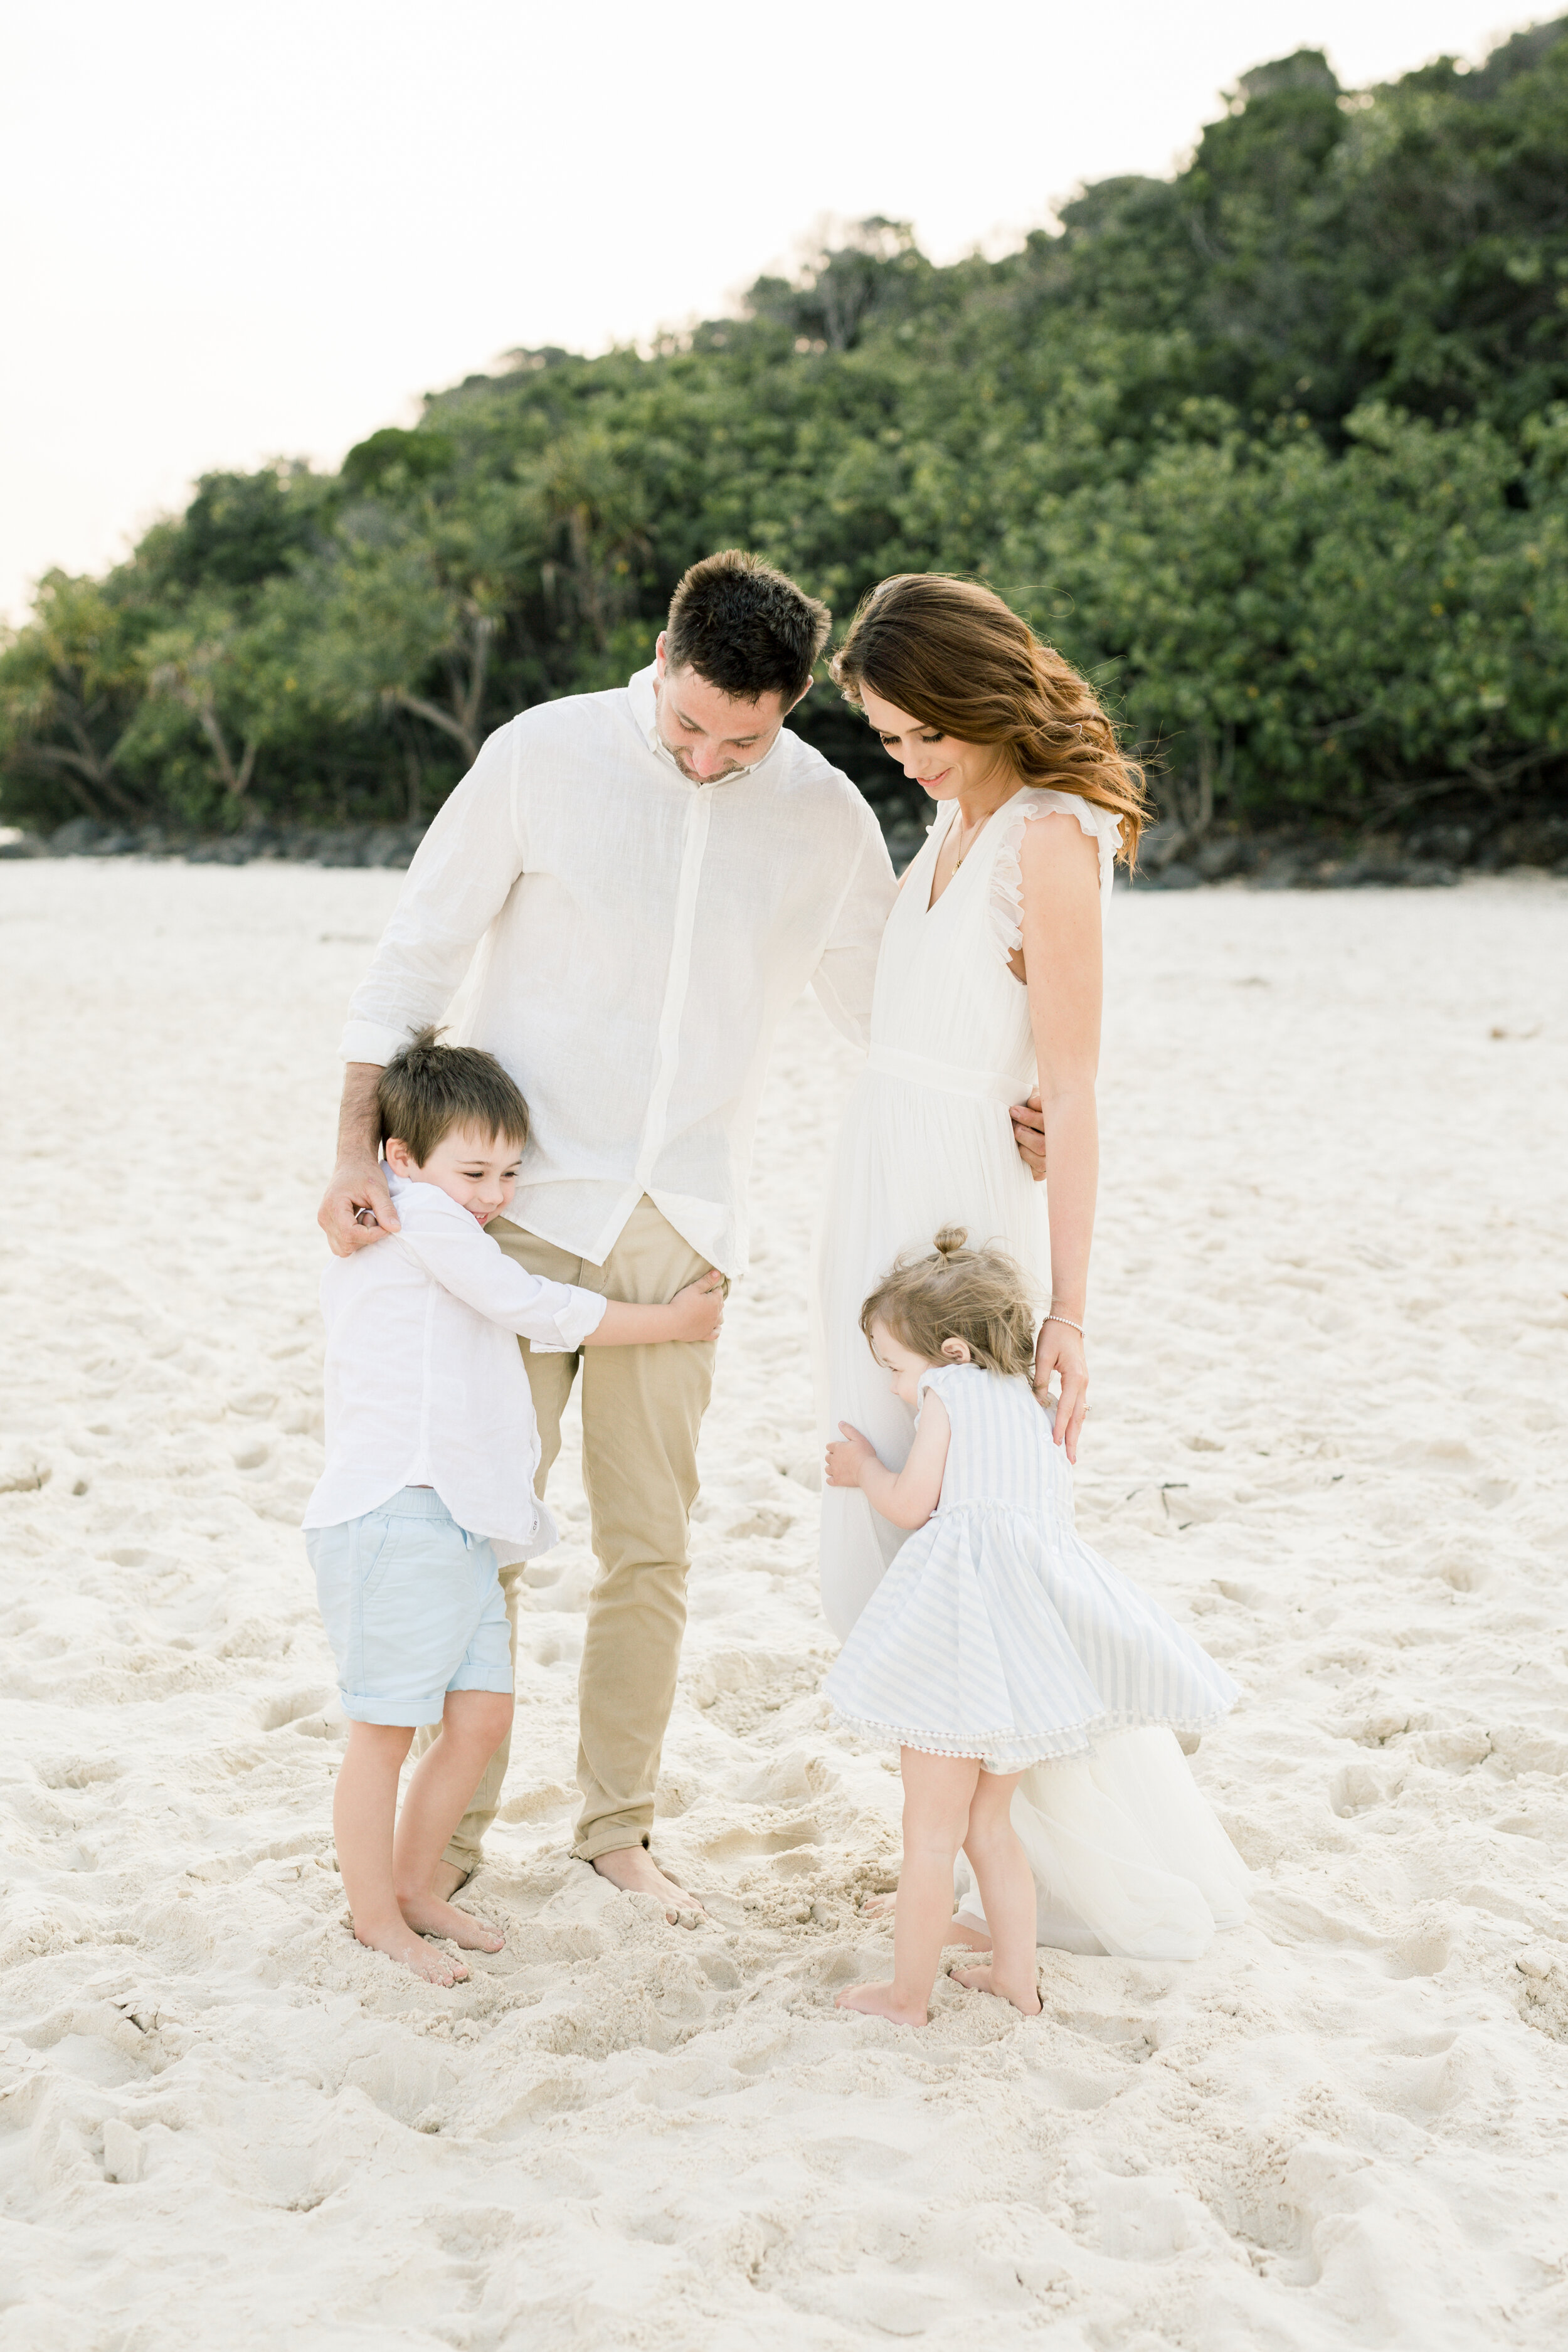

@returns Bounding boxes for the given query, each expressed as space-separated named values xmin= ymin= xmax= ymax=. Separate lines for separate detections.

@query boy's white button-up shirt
xmin=302 ymin=1171 xmax=607 ymax=1552
xmin=340 ymin=665 xmax=896 ymax=1278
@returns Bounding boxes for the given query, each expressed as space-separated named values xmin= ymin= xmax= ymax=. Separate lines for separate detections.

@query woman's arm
xmin=824 ymin=1394 xmax=951 ymax=1530
xmin=1019 ymin=812 xmax=1103 ymax=1461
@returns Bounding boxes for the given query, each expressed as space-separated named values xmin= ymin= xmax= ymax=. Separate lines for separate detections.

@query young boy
xmin=302 ymin=1028 xmax=724 ymax=1984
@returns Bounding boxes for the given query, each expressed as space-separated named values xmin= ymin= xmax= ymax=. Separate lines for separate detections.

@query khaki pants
xmin=418 ymin=1196 xmax=717 ymax=1871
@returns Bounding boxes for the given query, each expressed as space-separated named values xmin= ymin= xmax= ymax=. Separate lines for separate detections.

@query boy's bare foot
xmin=591 ymin=1846 xmax=703 ymax=1925
xmin=835 ymin=1979 xmax=929 ymax=2026
xmin=354 ymin=1918 xmax=469 ymax=1986
xmin=951 ymin=1962 xmax=1042 ymax=2016
xmin=428 ymin=1860 xmax=471 ymax=1903
xmin=398 ymin=1892 xmax=504 ymax=1952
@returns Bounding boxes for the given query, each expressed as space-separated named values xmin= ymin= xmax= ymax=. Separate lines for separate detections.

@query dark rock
xmin=83 ymin=830 xmax=139 ymax=856
xmin=0 ymin=832 xmax=49 ymax=859
xmin=310 ymin=828 xmax=377 ymax=867
xmin=1490 ymin=816 xmax=1568 ymax=870
xmin=1194 ymin=834 xmax=1249 ymax=882
xmin=50 ymin=817 xmax=110 ymax=855
xmin=363 ymin=826 xmax=418 ymax=869
xmin=1155 ymin=861 xmax=1202 ymax=890
xmin=1254 ymin=857 xmax=1303 ymax=890
xmin=1405 ymin=823 xmax=1475 ymax=865
xmin=186 ymin=840 xmax=254 ymax=865
xmin=1138 ymin=820 xmax=1189 ymax=873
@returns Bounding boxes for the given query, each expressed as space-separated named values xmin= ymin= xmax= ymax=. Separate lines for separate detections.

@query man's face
xmin=652 ymin=633 xmax=797 ymax=783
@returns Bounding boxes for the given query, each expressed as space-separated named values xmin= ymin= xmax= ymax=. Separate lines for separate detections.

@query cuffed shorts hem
xmin=342 ymin=1689 xmax=455 ymax=1729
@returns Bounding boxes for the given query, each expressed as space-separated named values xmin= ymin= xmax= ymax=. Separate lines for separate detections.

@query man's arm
xmin=809 ymin=815 xmax=898 ymax=1050
xmin=319 ymin=1062 xmax=397 ymax=1257
xmin=317 ymin=723 xmax=527 ymax=1256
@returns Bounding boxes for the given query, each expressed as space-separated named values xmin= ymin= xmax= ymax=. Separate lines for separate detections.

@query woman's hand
xmin=1034 ymin=1320 xmax=1088 ymax=1463
xmin=825 ymin=1422 xmax=877 ymax=1489
xmin=669 ymin=1271 xmax=726 ymax=1342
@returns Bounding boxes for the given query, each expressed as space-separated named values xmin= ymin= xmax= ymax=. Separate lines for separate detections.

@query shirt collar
xmin=627 ymin=662 xmax=787 ymax=789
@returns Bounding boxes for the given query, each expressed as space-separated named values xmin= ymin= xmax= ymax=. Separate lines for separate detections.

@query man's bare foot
xmin=859 ymin=1892 xmax=992 ymax=1951
xmin=951 ymin=1962 xmax=1041 ymax=2016
xmin=398 ymin=1892 xmax=504 ymax=1952
xmin=354 ymin=1917 xmax=469 ymax=1986
xmin=427 ymin=1860 xmax=471 ymax=1904
xmin=835 ymin=1979 xmax=929 ymax=2026
xmin=590 ymin=1846 xmax=703 ymax=1925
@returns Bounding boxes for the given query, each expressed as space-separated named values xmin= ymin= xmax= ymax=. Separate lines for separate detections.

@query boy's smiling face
xmin=383 ymin=1124 xmax=523 ymax=1227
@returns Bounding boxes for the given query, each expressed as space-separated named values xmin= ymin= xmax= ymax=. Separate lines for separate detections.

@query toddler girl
xmin=824 ymin=1227 xmax=1244 ymax=2025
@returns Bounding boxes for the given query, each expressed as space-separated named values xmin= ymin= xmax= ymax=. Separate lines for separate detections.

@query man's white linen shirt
xmin=302 ymin=1170 xmax=608 ymax=1555
xmin=341 ymin=665 xmax=896 ymax=1276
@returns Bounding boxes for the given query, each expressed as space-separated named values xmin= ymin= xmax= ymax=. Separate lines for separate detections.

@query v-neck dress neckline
xmin=923 ymin=793 xmax=1017 ymax=917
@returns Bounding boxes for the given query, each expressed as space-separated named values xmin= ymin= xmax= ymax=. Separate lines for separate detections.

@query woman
xmin=815 ymin=575 xmax=1248 ymax=1961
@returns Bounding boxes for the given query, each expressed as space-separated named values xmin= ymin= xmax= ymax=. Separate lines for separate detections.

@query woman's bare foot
xmin=591 ymin=1847 xmax=704 ymax=1925
xmin=951 ymin=1962 xmax=1041 ymax=2016
xmin=398 ymin=1892 xmax=504 ymax=1952
xmin=354 ymin=1917 xmax=469 ymax=1986
xmin=835 ymin=1979 xmax=929 ymax=2026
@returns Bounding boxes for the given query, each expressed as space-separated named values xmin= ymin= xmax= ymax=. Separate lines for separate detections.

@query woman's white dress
xmin=814 ymin=788 xmax=1249 ymax=1961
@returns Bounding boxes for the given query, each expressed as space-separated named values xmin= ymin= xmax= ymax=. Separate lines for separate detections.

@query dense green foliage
xmin=4 ymin=23 xmax=1566 ymax=839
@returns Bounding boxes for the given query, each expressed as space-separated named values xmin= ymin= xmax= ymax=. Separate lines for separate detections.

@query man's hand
xmin=319 ymin=1157 xmax=400 ymax=1258
xmin=1010 ymin=1091 xmax=1046 ymax=1182
xmin=825 ymin=1422 xmax=878 ymax=1489
xmin=1034 ymin=1320 xmax=1088 ymax=1463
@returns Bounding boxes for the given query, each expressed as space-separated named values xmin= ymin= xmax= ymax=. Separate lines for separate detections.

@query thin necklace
xmin=951 ymin=807 xmax=989 ymax=869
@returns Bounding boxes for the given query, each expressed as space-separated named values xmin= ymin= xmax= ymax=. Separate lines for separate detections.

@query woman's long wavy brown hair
xmin=830 ymin=575 xmax=1148 ymax=862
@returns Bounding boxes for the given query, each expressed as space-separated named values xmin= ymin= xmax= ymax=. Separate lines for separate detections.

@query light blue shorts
xmin=305 ymin=1488 xmax=512 ymax=1727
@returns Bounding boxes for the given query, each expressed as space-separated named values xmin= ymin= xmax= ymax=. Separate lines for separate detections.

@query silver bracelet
xmin=1044 ymin=1313 xmax=1084 ymax=1337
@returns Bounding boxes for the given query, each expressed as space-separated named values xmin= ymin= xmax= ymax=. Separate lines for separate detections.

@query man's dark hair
xmin=664 ymin=550 xmax=830 ymax=706
xmin=377 ymin=1026 xmax=530 ymax=1167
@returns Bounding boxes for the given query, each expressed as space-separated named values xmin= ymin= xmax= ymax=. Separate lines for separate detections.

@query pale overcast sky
xmin=0 ymin=0 xmax=1538 ymax=620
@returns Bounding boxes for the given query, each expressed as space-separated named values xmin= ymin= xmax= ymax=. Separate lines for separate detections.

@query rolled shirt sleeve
xmin=809 ymin=810 xmax=898 ymax=1051
xmin=340 ymin=723 xmax=528 ymax=1066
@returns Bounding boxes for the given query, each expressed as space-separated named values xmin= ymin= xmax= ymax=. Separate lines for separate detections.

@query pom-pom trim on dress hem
xmin=827 ymin=1702 xmax=1235 ymax=1772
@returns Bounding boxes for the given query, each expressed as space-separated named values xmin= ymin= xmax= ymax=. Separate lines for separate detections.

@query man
xmin=318 ymin=549 xmax=1042 ymax=1919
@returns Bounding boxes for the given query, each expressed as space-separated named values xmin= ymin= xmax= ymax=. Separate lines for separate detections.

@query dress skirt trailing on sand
xmin=815 ymin=787 xmax=1250 ymax=1961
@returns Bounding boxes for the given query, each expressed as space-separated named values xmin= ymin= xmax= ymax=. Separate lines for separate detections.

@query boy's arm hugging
xmin=403 ymin=1205 xmax=724 ymax=1350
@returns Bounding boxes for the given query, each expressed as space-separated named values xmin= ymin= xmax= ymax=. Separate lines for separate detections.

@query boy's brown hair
xmin=861 ymin=1226 xmax=1037 ymax=1379
xmin=376 ymin=1026 xmax=530 ymax=1167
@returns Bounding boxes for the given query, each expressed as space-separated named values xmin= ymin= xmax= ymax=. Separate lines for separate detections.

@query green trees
xmin=3 ymin=20 xmax=1565 ymax=842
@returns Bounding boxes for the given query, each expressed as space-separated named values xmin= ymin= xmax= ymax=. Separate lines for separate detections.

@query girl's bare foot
xmin=398 ymin=1892 xmax=504 ymax=1952
xmin=835 ymin=1979 xmax=929 ymax=2026
xmin=355 ymin=1918 xmax=469 ymax=1986
xmin=951 ymin=1962 xmax=1041 ymax=2016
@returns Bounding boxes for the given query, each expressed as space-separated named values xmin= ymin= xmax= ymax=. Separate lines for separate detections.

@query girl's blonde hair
xmin=861 ymin=1227 xmax=1037 ymax=1379
xmin=831 ymin=573 xmax=1148 ymax=864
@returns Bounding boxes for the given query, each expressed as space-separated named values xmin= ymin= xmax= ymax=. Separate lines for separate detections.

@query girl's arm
xmin=825 ymin=1394 xmax=951 ymax=1530
xmin=1019 ymin=812 xmax=1103 ymax=1463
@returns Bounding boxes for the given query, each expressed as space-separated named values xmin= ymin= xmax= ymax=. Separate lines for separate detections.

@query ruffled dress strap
xmin=988 ymin=788 xmax=1123 ymax=967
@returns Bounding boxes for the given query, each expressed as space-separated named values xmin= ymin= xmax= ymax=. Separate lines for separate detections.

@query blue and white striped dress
xmin=825 ymin=1363 xmax=1238 ymax=1772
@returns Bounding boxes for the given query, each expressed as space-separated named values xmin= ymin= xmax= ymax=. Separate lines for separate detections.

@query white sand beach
xmin=2 ymin=859 xmax=1566 ymax=2350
